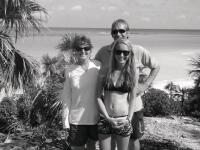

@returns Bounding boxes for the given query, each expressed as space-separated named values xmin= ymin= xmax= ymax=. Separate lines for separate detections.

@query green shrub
xmin=16 ymin=96 xmax=31 ymax=123
xmin=0 ymin=97 xmax=18 ymax=133
xmin=142 ymin=88 xmax=172 ymax=117
xmin=183 ymin=88 xmax=200 ymax=118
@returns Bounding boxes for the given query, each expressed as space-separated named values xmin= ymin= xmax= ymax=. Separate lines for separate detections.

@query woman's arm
xmin=96 ymin=68 xmax=110 ymax=119
xmin=128 ymin=73 xmax=139 ymax=121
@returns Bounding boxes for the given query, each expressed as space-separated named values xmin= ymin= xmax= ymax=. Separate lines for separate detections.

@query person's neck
xmin=78 ymin=59 xmax=90 ymax=70
xmin=116 ymin=64 xmax=124 ymax=70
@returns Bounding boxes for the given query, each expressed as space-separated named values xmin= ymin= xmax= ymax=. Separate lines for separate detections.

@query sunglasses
xmin=76 ymin=46 xmax=91 ymax=52
xmin=111 ymin=29 xmax=126 ymax=35
xmin=114 ymin=50 xmax=130 ymax=56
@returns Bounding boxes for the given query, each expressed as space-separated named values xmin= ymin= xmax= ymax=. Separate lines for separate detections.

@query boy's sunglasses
xmin=114 ymin=50 xmax=130 ymax=56
xmin=111 ymin=29 xmax=126 ymax=35
xmin=76 ymin=46 xmax=91 ymax=52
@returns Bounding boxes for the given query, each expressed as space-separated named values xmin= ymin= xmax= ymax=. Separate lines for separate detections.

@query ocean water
xmin=15 ymin=28 xmax=200 ymax=89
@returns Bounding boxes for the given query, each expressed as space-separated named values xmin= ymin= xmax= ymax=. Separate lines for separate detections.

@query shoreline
xmin=153 ymin=78 xmax=194 ymax=90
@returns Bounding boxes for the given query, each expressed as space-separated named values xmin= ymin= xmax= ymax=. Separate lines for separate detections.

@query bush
xmin=142 ymin=88 xmax=172 ymax=117
xmin=0 ymin=97 xmax=18 ymax=133
xmin=16 ymin=96 xmax=31 ymax=123
xmin=183 ymin=88 xmax=200 ymax=118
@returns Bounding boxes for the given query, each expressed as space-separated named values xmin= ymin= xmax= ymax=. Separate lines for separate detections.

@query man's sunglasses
xmin=76 ymin=46 xmax=91 ymax=52
xmin=111 ymin=29 xmax=126 ymax=35
xmin=114 ymin=50 xmax=130 ymax=56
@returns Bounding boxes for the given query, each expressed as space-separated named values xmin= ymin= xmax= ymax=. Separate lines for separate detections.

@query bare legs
xmin=99 ymin=134 xmax=130 ymax=150
xmin=99 ymin=134 xmax=111 ymax=150
xmin=128 ymin=139 xmax=140 ymax=150
xmin=71 ymin=146 xmax=85 ymax=150
xmin=86 ymin=139 xmax=96 ymax=150
xmin=71 ymin=140 xmax=96 ymax=150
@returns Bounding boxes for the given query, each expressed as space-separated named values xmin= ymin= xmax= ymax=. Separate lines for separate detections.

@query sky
xmin=38 ymin=0 xmax=200 ymax=29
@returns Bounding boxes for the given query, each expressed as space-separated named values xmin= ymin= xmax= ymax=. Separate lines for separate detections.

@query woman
xmin=97 ymin=38 xmax=138 ymax=150
xmin=61 ymin=35 xmax=101 ymax=150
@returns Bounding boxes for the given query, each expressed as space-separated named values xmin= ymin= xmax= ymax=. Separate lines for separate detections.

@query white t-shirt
xmin=61 ymin=60 xmax=101 ymax=128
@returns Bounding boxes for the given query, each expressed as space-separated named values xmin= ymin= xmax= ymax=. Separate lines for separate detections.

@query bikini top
xmin=104 ymin=81 xmax=131 ymax=93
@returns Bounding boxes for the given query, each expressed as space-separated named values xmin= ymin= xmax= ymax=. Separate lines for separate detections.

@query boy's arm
xmin=61 ymin=70 xmax=71 ymax=129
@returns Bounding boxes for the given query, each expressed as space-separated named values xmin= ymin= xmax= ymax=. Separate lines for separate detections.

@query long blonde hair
xmin=105 ymin=38 xmax=136 ymax=91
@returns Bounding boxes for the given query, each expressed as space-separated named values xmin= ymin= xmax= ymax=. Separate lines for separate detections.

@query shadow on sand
xmin=141 ymin=139 xmax=192 ymax=150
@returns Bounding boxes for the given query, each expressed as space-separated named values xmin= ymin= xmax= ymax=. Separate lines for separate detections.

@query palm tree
xmin=189 ymin=54 xmax=200 ymax=88
xmin=29 ymin=33 xmax=81 ymax=128
xmin=164 ymin=81 xmax=178 ymax=99
xmin=29 ymin=54 xmax=67 ymax=127
xmin=41 ymin=55 xmax=59 ymax=77
xmin=0 ymin=0 xmax=47 ymax=90
xmin=0 ymin=0 xmax=47 ymax=39
xmin=57 ymin=33 xmax=80 ymax=64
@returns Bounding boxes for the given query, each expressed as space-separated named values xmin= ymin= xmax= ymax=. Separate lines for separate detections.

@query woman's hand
xmin=115 ymin=118 xmax=130 ymax=128
xmin=108 ymin=117 xmax=130 ymax=128
xmin=107 ymin=117 xmax=119 ymax=128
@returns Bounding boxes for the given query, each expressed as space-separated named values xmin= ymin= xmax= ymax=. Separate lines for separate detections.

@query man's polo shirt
xmin=62 ymin=60 xmax=101 ymax=128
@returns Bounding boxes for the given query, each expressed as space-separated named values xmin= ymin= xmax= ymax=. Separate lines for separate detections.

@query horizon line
xmin=44 ymin=27 xmax=200 ymax=31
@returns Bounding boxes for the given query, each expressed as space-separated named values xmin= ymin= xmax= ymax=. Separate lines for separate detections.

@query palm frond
xmin=30 ymin=79 xmax=63 ymax=127
xmin=0 ymin=31 xmax=15 ymax=73
xmin=41 ymin=54 xmax=68 ymax=78
xmin=0 ymin=0 xmax=48 ymax=40
xmin=57 ymin=33 xmax=84 ymax=64
xmin=3 ymin=49 xmax=39 ymax=89
xmin=57 ymin=33 xmax=77 ymax=52
xmin=41 ymin=54 xmax=59 ymax=76
xmin=189 ymin=54 xmax=200 ymax=87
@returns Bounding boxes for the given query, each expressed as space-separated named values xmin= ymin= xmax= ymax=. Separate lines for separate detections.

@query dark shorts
xmin=98 ymin=116 xmax=132 ymax=137
xmin=68 ymin=124 xmax=98 ymax=146
xmin=130 ymin=109 xmax=145 ymax=140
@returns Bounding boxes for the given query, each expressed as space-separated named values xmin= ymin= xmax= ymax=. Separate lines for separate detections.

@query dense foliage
xmin=187 ymin=54 xmax=200 ymax=118
xmin=0 ymin=97 xmax=18 ymax=133
xmin=0 ymin=0 xmax=47 ymax=90
xmin=183 ymin=88 xmax=200 ymax=118
xmin=142 ymin=88 xmax=172 ymax=116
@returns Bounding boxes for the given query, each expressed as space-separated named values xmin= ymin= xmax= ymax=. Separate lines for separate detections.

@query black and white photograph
xmin=0 ymin=0 xmax=200 ymax=149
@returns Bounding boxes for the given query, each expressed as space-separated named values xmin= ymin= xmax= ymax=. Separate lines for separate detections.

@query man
xmin=95 ymin=19 xmax=160 ymax=150
xmin=62 ymin=35 xmax=101 ymax=150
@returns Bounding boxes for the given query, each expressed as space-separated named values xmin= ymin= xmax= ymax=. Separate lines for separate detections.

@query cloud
xmin=178 ymin=14 xmax=186 ymax=19
xmin=100 ymin=6 xmax=106 ymax=11
xmin=108 ymin=6 xmax=117 ymax=11
xmin=141 ymin=17 xmax=151 ymax=22
xmin=123 ymin=11 xmax=130 ymax=16
xmin=100 ymin=6 xmax=117 ymax=11
xmin=71 ymin=5 xmax=83 ymax=11
xmin=57 ymin=5 xmax=65 ymax=11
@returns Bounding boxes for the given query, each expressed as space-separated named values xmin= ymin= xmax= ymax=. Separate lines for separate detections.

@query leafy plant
xmin=0 ymin=97 xmax=18 ymax=133
xmin=29 ymin=54 xmax=67 ymax=128
xmin=143 ymin=88 xmax=172 ymax=117
xmin=0 ymin=0 xmax=47 ymax=90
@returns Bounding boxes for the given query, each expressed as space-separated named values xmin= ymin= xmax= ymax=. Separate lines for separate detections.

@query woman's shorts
xmin=68 ymin=124 xmax=98 ymax=146
xmin=130 ymin=109 xmax=145 ymax=140
xmin=98 ymin=116 xmax=132 ymax=137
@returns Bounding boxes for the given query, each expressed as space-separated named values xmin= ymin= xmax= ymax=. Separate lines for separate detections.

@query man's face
xmin=111 ymin=23 xmax=128 ymax=40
